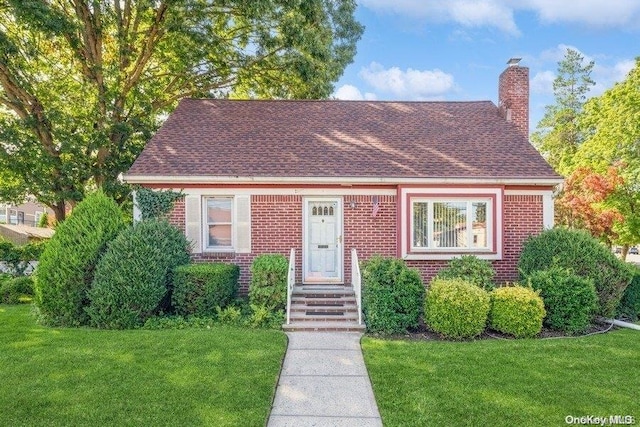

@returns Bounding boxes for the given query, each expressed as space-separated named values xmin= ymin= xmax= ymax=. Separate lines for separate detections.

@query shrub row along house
xmin=124 ymin=59 xmax=561 ymax=330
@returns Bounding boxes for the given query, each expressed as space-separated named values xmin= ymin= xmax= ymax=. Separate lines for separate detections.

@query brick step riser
xmin=288 ymin=316 xmax=360 ymax=323
xmin=289 ymin=308 xmax=358 ymax=314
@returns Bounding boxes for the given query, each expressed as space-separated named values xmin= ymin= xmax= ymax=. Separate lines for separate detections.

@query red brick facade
xmin=167 ymin=191 xmax=545 ymax=293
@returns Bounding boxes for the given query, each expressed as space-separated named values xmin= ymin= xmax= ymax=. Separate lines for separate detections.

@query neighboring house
xmin=124 ymin=59 xmax=561 ymax=297
xmin=0 ymin=201 xmax=51 ymax=228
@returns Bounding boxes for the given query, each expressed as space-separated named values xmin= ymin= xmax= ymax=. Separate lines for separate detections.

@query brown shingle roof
xmin=126 ymin=99 xmax=559 ymax=182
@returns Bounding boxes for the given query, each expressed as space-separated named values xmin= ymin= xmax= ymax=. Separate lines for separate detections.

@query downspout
xmin=603 ymin=318 xmax=640 ymax=331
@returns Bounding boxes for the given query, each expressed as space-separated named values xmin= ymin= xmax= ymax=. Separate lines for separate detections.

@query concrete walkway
xmin=267 ymin=332 xmax=383 ymax=427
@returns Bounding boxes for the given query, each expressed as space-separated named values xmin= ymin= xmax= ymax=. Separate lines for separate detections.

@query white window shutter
xmin=185 ymin=195 xmax=202 ymax=254
xmin=235 ymin=195 xmax=251 ymax=253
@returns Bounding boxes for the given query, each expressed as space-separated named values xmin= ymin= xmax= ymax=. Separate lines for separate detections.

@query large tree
xmin=574 ymin=59 xmax=640 ymax=254
xmin=531 ymin=48 xmax=595 ymax=175
xmin=0 ymin=0 xmax=363 ymax=220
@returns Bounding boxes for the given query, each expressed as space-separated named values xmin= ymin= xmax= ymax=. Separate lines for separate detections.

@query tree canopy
xmin=573 ymin=58 xmax=640 ymax=252
xmin=0 ymin=0 xmax=363 ymax=220
xmin=531 ymin=48 xmax=594 ymax=175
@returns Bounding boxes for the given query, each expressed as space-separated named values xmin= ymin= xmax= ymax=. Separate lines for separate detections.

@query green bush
xmin=362 ymin=256 xmax=425 ymax=334
xmin=172 ymin=263 xmax=239 ymax=317
xmin=435 ymin=255 xmax=496 ymax=291
xmin=526 ymin=267 xmax=598 ymax=334
xmin=1 ymin=276 xmax=34 ymax=304
xmin=617 ymin=268 xmax=640 ymax=321
xmin=249 ymin=254 xmax=288 ymax=311
xmin=489 ymin=285 xmax=545 ymax=338
xmin=249 ymin=304 xmax=285 ymax=329
xmin=87 ymin=220 xmax=190 ymax=329
xmin=518 ymin=228 xmax=632 ymax=318
xmin=37 ymin=212 xmax=49 ymax=228
xmin=34 ymin=191 xmax=125 ymax=326
xmin=424 ymin=278 xmax=490 ymax=339
xmin=216 ymin=305 xmax=243 ymax=326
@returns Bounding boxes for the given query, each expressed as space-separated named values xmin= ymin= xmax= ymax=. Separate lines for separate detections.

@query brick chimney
xmin=498 ymin=58 xmax=529 ymax=136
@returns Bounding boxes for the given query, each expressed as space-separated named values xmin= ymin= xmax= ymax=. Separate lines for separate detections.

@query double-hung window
xmin=205 ymin=197 xmax=233 ymax=250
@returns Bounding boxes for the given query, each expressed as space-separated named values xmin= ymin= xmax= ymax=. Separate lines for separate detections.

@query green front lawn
xmin=1 ymin=305 xmax=287 ymax=427
xmin=363 ymin=331 xmax=639 ymax=426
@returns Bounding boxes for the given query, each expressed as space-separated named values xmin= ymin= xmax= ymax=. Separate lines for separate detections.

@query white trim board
xmin=124 ymin=174 xmax=562 ymax=187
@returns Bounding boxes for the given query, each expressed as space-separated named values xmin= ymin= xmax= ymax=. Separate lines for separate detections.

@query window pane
xmin=433 ymin=202 xmax=467 ymax=248
xmin=207 ymin=198 xmax=232 ymax=223
xmin=413 ymin=202 xmax=429 ymax=247
xmin=209 ymin=225 xmax=232 ymax=247
xmin=472 ymin=202 xmax=488 ymax=248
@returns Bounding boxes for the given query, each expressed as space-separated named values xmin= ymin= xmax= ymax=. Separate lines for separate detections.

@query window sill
xmin=404 ymin=252 xmax=500 ymax=261
xmin=202 ymin=248 xmax=236 ymax=256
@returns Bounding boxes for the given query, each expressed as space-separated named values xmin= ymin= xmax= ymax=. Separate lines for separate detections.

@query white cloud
xmin=333 ymin=84 xmax=377 ymax=101
xmin=591 ymin=59 xmax=636 ymax=95
xmin=358 ymin=62 xmax=455 ymax=100
xmin=360 ymin=0 xmax=519 ymax=35
xmin=530 ymin=70 xmax=555 ymax=95
xmin=522 ymin=0 xmax=640 ymax=28
xmin=361 ymin=0 xmax=640 ymax=33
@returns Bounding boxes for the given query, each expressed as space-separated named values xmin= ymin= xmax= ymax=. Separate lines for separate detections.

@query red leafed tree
xmin=556 ymin=166 xmax=623 ymax=246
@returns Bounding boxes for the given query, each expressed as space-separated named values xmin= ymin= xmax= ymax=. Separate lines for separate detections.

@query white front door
xmin=303 ymin=198 xmax=343 ymax=283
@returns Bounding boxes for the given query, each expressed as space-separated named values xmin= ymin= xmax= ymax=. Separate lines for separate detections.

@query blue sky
xmin=333 ymin=0 xmax=640 ymax=133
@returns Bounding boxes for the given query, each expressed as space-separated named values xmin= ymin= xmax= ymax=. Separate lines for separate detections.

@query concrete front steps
xmin=283 ymin=285 xmax=366 ymax=332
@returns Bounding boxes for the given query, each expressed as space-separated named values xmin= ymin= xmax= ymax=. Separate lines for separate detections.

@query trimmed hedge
xmin=362 ymin=256 xmax=425 ymax=335
xmin=489 ymin=285 xmax=545 ymax=338
xmin=518 ymin=228 xmax=632 ymax=318
xmin=526 ymin=267 xmax=598 ymax=334
xmin=172 ymin=263 xmax=240 ymax=317
xmin=424 ymin=278 xmax=490 ymax=339
xmin=87 ymin=220 xmax=190 ymax=329
xmin=1 ymin=276 xmax=34 ymax=304
xmin=35 ymin=191 xmax=125 ymax=326
xmin=249 ymin=254 xmax=288 ymax=311
xmin=617 ymin=268 xmax=640 ymax=321
xmin=435 ymin=255 xmax=496 ymax=291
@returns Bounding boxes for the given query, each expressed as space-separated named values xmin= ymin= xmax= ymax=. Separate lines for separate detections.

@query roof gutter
xmin=122 ymin=174 xmax=562 ymax=187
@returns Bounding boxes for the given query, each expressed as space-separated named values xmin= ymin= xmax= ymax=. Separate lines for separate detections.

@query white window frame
xmin=400 ymin=187 xmax=503 ymax=261
xmin=410 ymin=198 xmax=492 ymax=252
xmin=203 ymin=196 xmax=234 ymax=252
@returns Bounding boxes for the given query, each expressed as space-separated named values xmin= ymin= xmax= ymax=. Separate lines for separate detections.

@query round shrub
xmin=1 ymin=276 xmax=34 ymax=304
xmin=249 ymin=254 xmax=288 ymax=311
xmin=489 ymin=285 xmax=545 ymax=338
xmin=616 ymin=268 xmax=640 ymax=321
xmin=87 ymin=220 xmax=190 ymax=329
xmin=362 ymin=256 xmax=425 ymax=335
xmin=435 ymin=255 xmax=496 ymax=291
xmin=518 ymin=228 xmax=632 ymax=318
xmin=35 ymin=191 xmax=125 ymax=326
xmin=172 ymin=263 xmax=240 ymax=317
xmin=424 ymin=278 xmax=490 ymax=339
xmin=526 ymin=267 xmax=598 ymax=334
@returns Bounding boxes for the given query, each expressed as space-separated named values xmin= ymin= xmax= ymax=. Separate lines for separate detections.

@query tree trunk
xmin=51 ymin=201 xmax=66 ymax=223
xmin=622 ymin=245 xmax=629 ymax=261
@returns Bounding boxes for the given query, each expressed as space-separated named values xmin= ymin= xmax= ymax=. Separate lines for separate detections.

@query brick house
xmin=124 ymin=59 xmax=561 ymax=330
